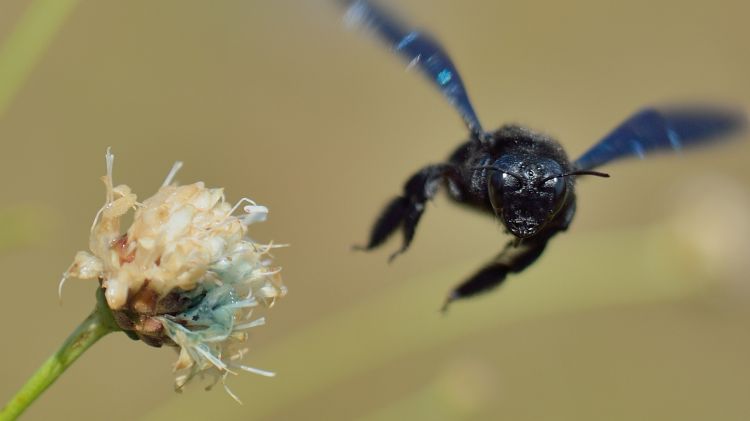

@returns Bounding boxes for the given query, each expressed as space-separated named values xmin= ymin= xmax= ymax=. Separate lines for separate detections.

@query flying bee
xmin=344 ymin=0 xmax=746 ymax=311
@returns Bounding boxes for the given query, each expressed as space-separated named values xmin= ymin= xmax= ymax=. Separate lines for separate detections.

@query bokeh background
xmin=1 ymin=0 xmax=749 ymax=420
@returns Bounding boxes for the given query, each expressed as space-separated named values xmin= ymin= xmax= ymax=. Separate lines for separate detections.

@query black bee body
xmin=364 ymin=124 xmax=581 ymax=309
xmin=344 ymin=0 xmax=744 ymax=310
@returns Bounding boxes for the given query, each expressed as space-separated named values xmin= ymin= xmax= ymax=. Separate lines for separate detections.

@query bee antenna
xmin=541 ymin=170 xmax=610 ymax=183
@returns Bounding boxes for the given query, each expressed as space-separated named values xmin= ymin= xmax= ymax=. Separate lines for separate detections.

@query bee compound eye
xmin=501 ymin=172 xmax=522 ymax=191
xmin=552 ymin=176 xmax=567 ymax=200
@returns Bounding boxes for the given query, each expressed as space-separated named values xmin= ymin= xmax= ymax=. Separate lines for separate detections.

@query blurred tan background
xmin=1 ymin=0 xmax=749 ymax=420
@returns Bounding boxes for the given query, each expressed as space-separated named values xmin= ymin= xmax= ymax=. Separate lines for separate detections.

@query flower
xmin=61 ymin=149 xmax=286 ymax=401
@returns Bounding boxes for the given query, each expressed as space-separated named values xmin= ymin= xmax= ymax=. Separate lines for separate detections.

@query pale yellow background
xmin=1 ymin=0 xmax=749 ymax=420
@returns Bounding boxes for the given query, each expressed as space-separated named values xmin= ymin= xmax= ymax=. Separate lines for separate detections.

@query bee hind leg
xmin=441 ymin=235 xmax=551 ymax=313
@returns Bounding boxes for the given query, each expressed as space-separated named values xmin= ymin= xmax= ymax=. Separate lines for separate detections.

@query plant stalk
xmin=0 ymin=289 xmax=119 ymax=420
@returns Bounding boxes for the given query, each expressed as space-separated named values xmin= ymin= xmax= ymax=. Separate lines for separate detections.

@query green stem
xmin=0 ymin=289 xmax=119 ymax=421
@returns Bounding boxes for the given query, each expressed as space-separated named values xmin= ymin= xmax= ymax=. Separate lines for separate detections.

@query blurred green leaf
xmin=0 ymin=0 xmax=79 ymax=117
xmin=0 ymin=205 xmax=50 ymax=251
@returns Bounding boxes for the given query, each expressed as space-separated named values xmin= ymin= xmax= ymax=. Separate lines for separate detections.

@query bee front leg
xmin=355 ymin=164 xmax=454 ymax=262
xmin=441 ymin=234 xmax=553 ymax=312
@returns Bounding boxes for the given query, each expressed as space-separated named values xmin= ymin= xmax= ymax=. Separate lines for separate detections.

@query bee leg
xmin=441 ymin=235 xmax=551 ymax=312
xmin=355 ymin=164 xmax=453 ymax=262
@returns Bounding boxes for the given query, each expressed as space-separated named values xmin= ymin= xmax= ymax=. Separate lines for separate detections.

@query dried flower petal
xmin=61 ymin=149 xmax=286 ymax=400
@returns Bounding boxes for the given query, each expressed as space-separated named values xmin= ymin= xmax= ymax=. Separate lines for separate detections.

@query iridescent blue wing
xmin=574 ymin=106 xmax=746 ymax=171
xmin=344 ymin=0 xmax=487 ymax=142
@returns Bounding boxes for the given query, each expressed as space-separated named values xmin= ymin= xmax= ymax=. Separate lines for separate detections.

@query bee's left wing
xmin=574 ymin=106 xmax=745 ymax=171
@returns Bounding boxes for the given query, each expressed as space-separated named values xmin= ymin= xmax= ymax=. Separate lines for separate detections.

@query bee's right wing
xmin=343 ymin=0 xmax=487 ymax=142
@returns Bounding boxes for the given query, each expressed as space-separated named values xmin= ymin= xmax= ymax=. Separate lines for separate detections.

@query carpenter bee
xmin=344 ymin=0 xmax=745 ymax=311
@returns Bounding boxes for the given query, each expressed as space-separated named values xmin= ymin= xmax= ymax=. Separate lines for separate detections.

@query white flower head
xmin=62 ymin=149 xmax=286 ymax=401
